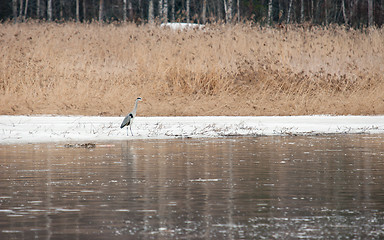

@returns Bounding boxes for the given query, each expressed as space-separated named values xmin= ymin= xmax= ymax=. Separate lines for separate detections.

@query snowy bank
xmin=1 ymin=115 xmax=384 ymax=144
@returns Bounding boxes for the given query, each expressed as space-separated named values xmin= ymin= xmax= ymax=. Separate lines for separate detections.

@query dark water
xmin=0 ymin=135 xmax=384 ymax=239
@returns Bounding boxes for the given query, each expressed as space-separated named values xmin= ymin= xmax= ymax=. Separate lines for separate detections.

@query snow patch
xmin=160 ymin=22 xmax=205 ymax=30
xmin=0 ymin=115 xmax=383 ymax=144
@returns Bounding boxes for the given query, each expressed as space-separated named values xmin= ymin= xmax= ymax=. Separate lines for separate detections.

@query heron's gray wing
xmin=120 ymin=113 xmax=133 ymax=128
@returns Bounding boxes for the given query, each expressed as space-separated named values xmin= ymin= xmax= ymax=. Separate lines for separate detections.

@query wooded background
xmin=1 ymin=0 xmax=383 ymax=27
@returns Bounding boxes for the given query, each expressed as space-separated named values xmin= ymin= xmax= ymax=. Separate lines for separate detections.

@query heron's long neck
xmin=132 ymin=99 xmax=139 ymax=114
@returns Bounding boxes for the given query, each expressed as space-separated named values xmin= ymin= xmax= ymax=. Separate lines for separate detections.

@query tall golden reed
xmin=1 ymin=22 xmax=383 ymax=116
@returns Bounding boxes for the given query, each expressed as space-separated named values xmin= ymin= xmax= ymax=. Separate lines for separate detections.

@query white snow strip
xmin=0 ymin=115 xmax=383 ymax=144
xmin=160 ymin=22 xmax=205 ymax=30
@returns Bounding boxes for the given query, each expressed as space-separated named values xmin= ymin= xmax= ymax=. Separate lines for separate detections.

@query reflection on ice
xmin=0 ymin=135 xmax=384 ymax=239
xmin=189 ymin=178 xmax=222 ymax=182
xmin=54 ymin=208 xmax=81 ymax=212
xmin=0 ymin=210 xmax=14 ymax=213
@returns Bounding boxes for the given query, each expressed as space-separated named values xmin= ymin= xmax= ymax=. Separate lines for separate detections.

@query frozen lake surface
xmin=1 ymin=115 xmax=384 ymax=144
xmin=0 ymin=135 xmax=384 ymax=239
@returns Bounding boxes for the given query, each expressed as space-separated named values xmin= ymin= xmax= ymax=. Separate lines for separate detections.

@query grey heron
xmin=120 ymin=97 xmax=142 ymax=136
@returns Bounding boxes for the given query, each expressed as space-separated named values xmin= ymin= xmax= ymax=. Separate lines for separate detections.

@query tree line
xmin=1 ymin=0 xmax=383 ymax=27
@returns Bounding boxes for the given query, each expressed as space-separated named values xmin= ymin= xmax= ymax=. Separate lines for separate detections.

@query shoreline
xmin=1 ymin=115 xmax=384 ymax=144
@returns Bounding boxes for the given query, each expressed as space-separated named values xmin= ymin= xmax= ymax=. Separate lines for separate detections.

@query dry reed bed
xmin=1 ymin=22 xmax=383 ymax=116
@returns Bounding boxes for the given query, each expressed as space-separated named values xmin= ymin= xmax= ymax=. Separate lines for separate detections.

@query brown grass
xmin=1 ymin=22 xmax=383 ymax=116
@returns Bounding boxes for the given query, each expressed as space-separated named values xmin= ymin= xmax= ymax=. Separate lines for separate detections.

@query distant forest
xmin=1 ymin=0 xmax=384 ymax=27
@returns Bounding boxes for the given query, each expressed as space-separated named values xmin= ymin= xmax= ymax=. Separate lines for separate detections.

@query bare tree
xmin=186 ymin=0 xmax=190 ymax=23
xmin=60 ymin=0 xmax=64 ymax=19
xmin=123 ymin=0 xmax=134 ymax=21
xmin=310 ymin=0 xmax=314 ymax=21
xmin=171 ymin=0 xmax=175 ymax=21
xmin=37 ymin=0 xmax=41 ymax=18
xmin=300 ymin=0 xmax=304 ymax=23
xmin=158 ymin=0 xmax=163 ymax=21
xmin=324 ymin=0 xmax=328 ymax=25
xmin=99 ymin=0 xmax=104 ymax=21
xmin=148 ymin=0 xmax=154 ymax=23
xmin=287 ymin=0 xmax=293 ymax=23
xmin=224 ymin=0 xmax=232 ymax=23
xmin=202 ymin=0 xmax=207 ymax=23
xmin=83 ymin=0 xmax=87 ymax=21
xmin=268 ymin=0 xmax=272 ymax=25
xmin=229 ymin=0 xmax=233 ymax=22
xmin=76 ymin=0 xmax=80 ymax=22
xmin=19 ymin=0 xmax=24 ymax=20
xmin=47 ymin=0 xmax=52 ymax=21
xmin=368 ymin=0 xmax=373 ymax=26
xmin=24 ymin=0 xmax=29 ymax=20
xmin=12 ymin=0 xmax=17 ymax=21
xmin=342 ymin=0 xmax=349 ymax=24
xmin=128 ymin=0 xmax=133 ymax=20
xmin=163 ymin=0 xmax=168 ymax=22
xmin=123 ymin=0 xmax=127 ymax=21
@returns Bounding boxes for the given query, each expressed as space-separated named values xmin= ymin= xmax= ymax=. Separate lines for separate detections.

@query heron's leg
xmin=126 ymin=127 xmax=129 ymax=136
xmin=130 ymin=125 xmax=133 ymax=136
